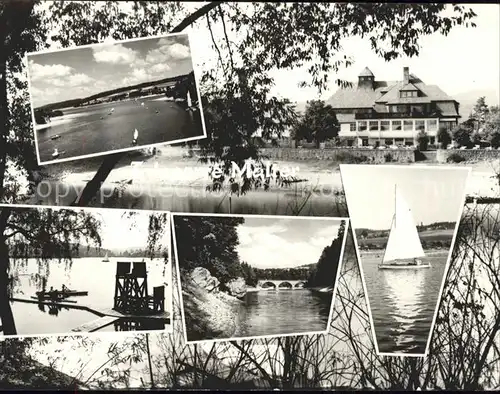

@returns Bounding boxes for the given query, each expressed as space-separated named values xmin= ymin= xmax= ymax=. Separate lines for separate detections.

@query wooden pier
xmin=10 ymin=261 xmax=169 ymax=333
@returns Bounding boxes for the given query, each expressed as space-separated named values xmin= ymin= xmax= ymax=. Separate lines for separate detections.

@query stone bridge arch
xmin=256 ymin=279 xmax=307 ymax=291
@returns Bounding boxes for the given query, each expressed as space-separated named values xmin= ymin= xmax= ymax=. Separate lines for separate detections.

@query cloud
xmin=28 ymin=60 xmax=73 ymax=81
xmin=237 ymin=225 xmax=328 ymax=269
xmin=122 ymin=68 xmax=150 ymax=85
xmin=93 ymin=43 xmax=138 ymax=65
xmin=49 ymin=72 xmax=94 ymax=88
xmin=145 ymin=41 xmax=190 ymax=65
xmin=149 ymin=63 xmax=171 ymax=74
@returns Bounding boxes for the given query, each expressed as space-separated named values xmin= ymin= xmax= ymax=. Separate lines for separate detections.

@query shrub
xmin=416 ymin=131 xmax=430 ymax=151
xmin=437 ymin=127 xmax=452 ymax=148
xmin=446 ymin=152 xmax=466 ymax=163
xmin=335 ymin=151 xmax=369 ymax=163
xmin=384 ymin=153 xmax=393 ymax=162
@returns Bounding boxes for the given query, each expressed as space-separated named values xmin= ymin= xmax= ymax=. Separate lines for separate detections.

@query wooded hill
xmin=35 ymin=72 xmax=191 ymax=111
xmin=8 ymin=244 xmax=162 ymax=258
xmin=356 ymin=221 xmax=456 ymax=239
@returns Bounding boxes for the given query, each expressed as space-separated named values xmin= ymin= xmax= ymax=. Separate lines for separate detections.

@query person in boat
xmin=62 ymin=284 xmax=69 ymax=293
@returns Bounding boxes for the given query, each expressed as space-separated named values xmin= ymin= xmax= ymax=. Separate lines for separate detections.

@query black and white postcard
xmin=0 ymin=205 xmax=172 ymax=337
xmin=172 ymin=213 xmax=349 ymax=343
xmin=27 ymin=32 xmax=206 ymax=165
xmin=340 ymin=164 xmax=470 ymax=356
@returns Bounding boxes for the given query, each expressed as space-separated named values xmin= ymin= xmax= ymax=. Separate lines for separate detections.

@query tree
xmin=292 ymin=100 xmax=339 ymax=147
xmin=452 ymin=123 xmax=474 ymax=148
xmin=470 ymin=96 xmax=490 ymax=131
xmin=173 ymin=215 xmax=245 ymax=288
xmin=416 ymin=130 xmax=430 ymax=151
xmin=307 ymin=221 xmax=346 ymax=288
xmin=0 ymin=2 xmax=478 ymax=206
xmin=0 ymin=206 xmax=102 ymax=335
xmin=483 ymin=106 xmax=500 ymax=148
xmin=437 ymin=127 xmax=452 ymax=149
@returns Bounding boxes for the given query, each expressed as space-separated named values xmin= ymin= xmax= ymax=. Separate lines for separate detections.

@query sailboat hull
xmin=379 ymin=264 xmax=431 ymax=270
xmin=379 ymin=259 xmax=431 ymax=269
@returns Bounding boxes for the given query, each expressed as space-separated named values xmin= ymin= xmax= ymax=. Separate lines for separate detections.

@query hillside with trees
xmin=34 ymin=73 xmax=192 ymax=111
xmin=307 ymin=221 xmax=346 ymax=288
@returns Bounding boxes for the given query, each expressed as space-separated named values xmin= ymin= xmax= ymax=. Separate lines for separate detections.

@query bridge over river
xmin=256 ymin=279 xmax=306 ymax=290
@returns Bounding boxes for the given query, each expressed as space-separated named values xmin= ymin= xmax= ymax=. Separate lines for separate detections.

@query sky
xmin=28 ymin=34 xmax=193 ymax=107
xmin=236 ymin=217 xmax=344 ymax=269
xmin=186 ymin=3 xmax=499 ymax=103
xmin=81 ymin=209 xmax=169 ymax=251
xmin=340 ymin=165 xmax=470 ymax=230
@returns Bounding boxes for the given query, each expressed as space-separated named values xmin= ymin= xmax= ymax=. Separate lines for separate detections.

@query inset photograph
xmin=172 ymin=213 xmax=349 ymax=343
xmin=27 ymin=32 xmax=206 ymax=165
xmin=0 ymin=205 xmax=172 ymax=338
xmin=340 ymin=164 xmax=470 ymax=356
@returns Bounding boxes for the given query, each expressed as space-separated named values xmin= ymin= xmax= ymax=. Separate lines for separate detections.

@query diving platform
xmin=10 ymin=261 xmax=169 ymax=333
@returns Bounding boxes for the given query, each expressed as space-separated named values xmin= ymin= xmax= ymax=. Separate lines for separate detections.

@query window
xmin=395 ymin=138 xmax=404 ymax=145
xmin=427 ymin=119 xmax=438 ymax=131
xmin=349 ymin=123 xmax=356 ymax=132
xmin=358 ymin=121 xmax=367 ymax=131
xmin=398 ymin=105 xmax=408 ymax=113
xmin=401 ymin=90 xmax=418 ymax=98
xmin=415 ymin=120 xmax=425 ymax=131
xmin=362 ymin=138 xmax=368 ymax=146
xmin=385 ymin=139 xmax=393 ymax=145
xmin=391 ymin=120 xmax=402 ymax=131
xmin=404 ymin=120 xmax=414 ymax=131
xmin=430 ymin=137 xmax=436 ymax=145
xmin=369 ymin=121 xmax=379 ymax=131
xmin=380 ymin=121 xmax=390 ymax=131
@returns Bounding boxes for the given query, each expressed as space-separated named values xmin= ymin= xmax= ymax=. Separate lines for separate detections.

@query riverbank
xmin=183 ymin=278 xmax=243 ymax=341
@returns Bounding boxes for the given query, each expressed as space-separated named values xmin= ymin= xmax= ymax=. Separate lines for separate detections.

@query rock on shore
xmin=183 ymin=268 xmax=244 ymax=341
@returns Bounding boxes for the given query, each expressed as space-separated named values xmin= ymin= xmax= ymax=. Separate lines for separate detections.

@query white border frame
xmin=171 ymin=212 xmax=350 ymax=345
xmin=0 ymin=203 xmax=174 ymax=340
xmin=25 ymin=32 xmax=208 ymax=166
xmin=339 ymin=164 xmax=471 ymax=358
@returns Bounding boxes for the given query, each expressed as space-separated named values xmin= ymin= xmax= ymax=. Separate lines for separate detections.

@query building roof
xmin=327 ymin=70 xmax=458 ymax=112
xmin=436 ymin=102 xmax=460 ymax=117
xmin=400 ymin=83 xmax=419 ymax=91
xmin=359 ymin=67 xmax=374 ymax=77
xmin=386 ymin=97 xmax=432 ymax=105
xmin=336 ymin=113 xmax=356 ymax=123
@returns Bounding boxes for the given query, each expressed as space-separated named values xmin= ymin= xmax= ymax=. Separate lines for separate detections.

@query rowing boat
xmin=35 ymin=289 xmax=89 ymax=298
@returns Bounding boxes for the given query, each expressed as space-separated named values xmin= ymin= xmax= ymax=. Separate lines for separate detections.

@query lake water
xmin=7 ymin=257 xmax=169 ymax=336
xmin=232 ymin=289 xmax=333 ymax=338
xmin=361 ymin=251 xmax=448 ymax=354
xmin=32 ymin=182 xmax=347 ymax=217
xmin=36 ymin=98 xmax=204 ymax=163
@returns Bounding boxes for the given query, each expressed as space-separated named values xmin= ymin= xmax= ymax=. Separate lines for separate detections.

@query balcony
xmin=355 ymin=111 xmax=440 ymax=120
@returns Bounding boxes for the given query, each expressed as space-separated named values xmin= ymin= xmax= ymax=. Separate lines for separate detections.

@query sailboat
xmin=102 ymin=252 xmax=110 ymax=262
xmin=132 ymin=128 xmax=139 ymax=145
xmin=187 ymin=90 xmax=192 ymax=107
xmin=378 ymin=185 xmax=431 ymax=270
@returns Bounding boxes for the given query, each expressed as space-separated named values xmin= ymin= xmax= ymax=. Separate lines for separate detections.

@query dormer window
xmin=400 ymin=90 xmax=418 ymax=98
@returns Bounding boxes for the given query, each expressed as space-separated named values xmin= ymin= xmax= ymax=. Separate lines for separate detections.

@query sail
xmin=383 ymin=187 xmax=425 ymax=262
xmin=133 ymin=128 xmax=139 ymax=140
xmin=187 ymin=90 xmax=192 ymax=107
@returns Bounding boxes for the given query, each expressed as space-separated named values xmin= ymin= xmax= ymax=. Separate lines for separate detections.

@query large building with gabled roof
xmin=327 ymin=66 xmax=461 ymax=147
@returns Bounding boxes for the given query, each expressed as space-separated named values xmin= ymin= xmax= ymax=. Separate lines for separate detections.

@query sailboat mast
xmin=394 ymin=184 xmax=397 ymax=228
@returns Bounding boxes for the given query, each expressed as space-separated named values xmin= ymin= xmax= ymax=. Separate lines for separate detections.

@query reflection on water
xmin=232 ymin=290 xmax=333 ymax=338
xmin=361 ymin=252 xmax=448 ymax=354
xmin=8 ymin=258 xmax=167 ymax=336
xmin=36 ymin=99 xmax=203 ymax=162
xmin=33 ymin=182 xmax=346 ymax=216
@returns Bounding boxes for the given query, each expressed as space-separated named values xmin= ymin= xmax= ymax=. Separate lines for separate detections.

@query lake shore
xmin=41 ymin=146 xmax=500 ymax=197
xmin=183 ymin=278 xmax=243 ymax=341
